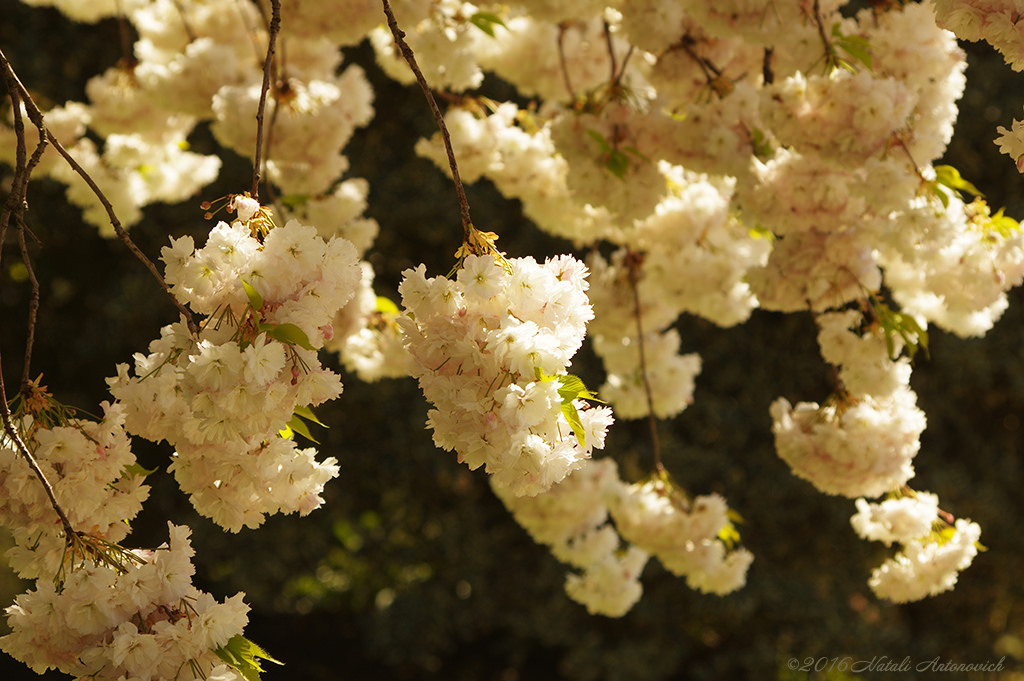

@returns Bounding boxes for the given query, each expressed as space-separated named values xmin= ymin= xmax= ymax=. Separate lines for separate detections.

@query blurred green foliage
xmin=1 ymin=2 xmax=1024 ymax=680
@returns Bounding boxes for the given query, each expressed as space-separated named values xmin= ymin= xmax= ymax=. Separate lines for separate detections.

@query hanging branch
xmin=251 ymin=0 xmax=281 ymax=200
xmin=557 ymin=23 xmax=578 ymax=105
xmin=625 ymin=250 xmax=663 ymax=473
xmin=0 ymin=354 xmax=77 ymax=542
xmin=0 ymin=47 xmax=199 ymax=337
xmin=381 ymin=0 xmax=474 ymax=245
xmin=603 ymin=20 xmax=618 ymax=85
xmin=2 ymin=60 xmax=49 ymax=391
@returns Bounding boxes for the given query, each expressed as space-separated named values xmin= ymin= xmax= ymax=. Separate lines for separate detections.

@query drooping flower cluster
xmin=109 ymin=215 xmax=361 ymax=531
xmin=492 ymin=458 xmax=647 ymax=617
xmin=399 ymin=252 xmax=613 ymax=496
xmin=771 ymin=310 xmax=926 ymax=499
xmin=0 ymin=402 xmax=148 ymax=580
xmin=494 ymin=457 xmax=752 ymax=616
xmin=852 ymin=493 xmax=981 ymax=603
xmin=609 ymin=475 xmax=753 ymax=596
xmin=1 ymin=523 xmax=249 ymax=681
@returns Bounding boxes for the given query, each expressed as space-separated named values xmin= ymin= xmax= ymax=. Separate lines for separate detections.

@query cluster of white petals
xmin=771 ymin=311 xmax=926 ymax=498
xmin=851 ymin=490 xmax=981 ymax=602
xmin=609 ymin=478 xmax=753 ymax=596
xmin=108 ymin=217 xmax=360 ymax=531
xmin=0 ymin=403 xmax=148 ymax=580
xmin=492 ymin=458 xmax=647 ymax=617
xmin=852 ymin=493 xmax=941 ymax=547
xmin=1 ymin=524 xmax=248 ymax=681
xmin=400 ymin=253 xmax=612 ymax=496
xmin=495 ymin=456 xmax=751 ymax=615
xmin=867 ymin=516 xmax=982 ymax=603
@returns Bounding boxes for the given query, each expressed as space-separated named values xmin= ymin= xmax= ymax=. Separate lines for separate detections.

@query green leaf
xmin=831 ymin=23 xmax=872 ymax=71
xmin=585 ymin=129 xmax=610 ymax=150
xmin=717 ymin=522 xmax=741 ymax=548
xmin=934 ymin=165 xmax=984 ymax=199
xmin=293 ymin=404 xmax=326 ymax=427
xmin=241 ymin=277 xmax=263 ymax=312
xmin=375 ymin=296 xmax=400 ymax=315
xmin=561 ymin=401 xmax=586 ymax=447
xmin=263 ymin=323 xmax=316 ymax=351
xmin=604 ymin=150 xmax=629 ymax=179
xmin=284 ymin=413 xmax=319 ymax=444
xmin=215 ymin=635 xmax=283 ymax=681
xmin=469 ymin=11 xmax=506 ymax=37
xmin=986 ymin=207 xmax=1020 ymax=239
xmin=554 ymin=374 xmax=601 ymax=403
xmin=872 ymin=300 xmax=929 ymax=362
xmin=279 ymin=194 xmax=311 ymax=208
xmin=533 ymin=371 xmax=603 ymax=447
xmin=122 ymin=462 xmax=158 ymax=477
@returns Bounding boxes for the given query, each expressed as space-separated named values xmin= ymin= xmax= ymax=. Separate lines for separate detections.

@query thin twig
xmin=252 ymin=0 xmax=281 ymax=200
xmin=16 ymin=226 xmax=40 ymax=388
xmin=625 ymin=250 xmax=663 ymax=472
xmin=0 ymin=351 xmax=77 ymax=541
xmin=0 ymin=47 xmax=199 ymax=337
xmin=603 ymin=20 xmax=617 ymax=84
xmin=557 ymin=24 xmax=577 ymax=104
xmin=2 ymin=57 xmax=49 ymax=391
xmin=381 ymin=0 xmax=474 ymax=243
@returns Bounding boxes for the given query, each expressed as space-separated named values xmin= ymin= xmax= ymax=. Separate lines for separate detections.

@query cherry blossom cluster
xmin=771 ymin=310 xmax=926 ymax=499
xmin=0 ymin=405 xmax=250 ymax=679
xmin=851 ymin=492 xmax=982 ymax=603
xmin=108 ymin=214 xmax=361 ymax=531
xmin=494 ymin=457 xmax=751 ymax=617
xmin=399 ymin=252 xmax=613 ymax=496
xmin=0 ymin=402 xmax=147 ymax=581
xmin=492 ymin=458 xmax=647 ymax=617
xmin=1 ymin=523 xmax=249 ymax=681
xmin=4 ymin=0 xmax=1021 ymax=653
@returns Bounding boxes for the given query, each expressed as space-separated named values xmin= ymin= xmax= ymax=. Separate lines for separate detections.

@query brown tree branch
xmin=381 ymin=0 xmax=474 ymax=244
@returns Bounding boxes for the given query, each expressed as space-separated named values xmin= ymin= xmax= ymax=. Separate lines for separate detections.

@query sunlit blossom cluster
xmin=399 ymin=253 xmax=613 ymax=496
xmin=0 ymin=403 xmax=147 ymax=580
xmin=852 ymin=494 xmax=981 ymax=602
xmin=495 ymin=456 xmax=752 ymax=616
xmin=3 ymin=3 xmax=1020 ymax=669
xmin=109 ymin=217 xmax=360 ymax=531
xmin=1 ymin=524 xmax=249 ymax=681
xmin=771 ymin=310 xmax=926 ymax=499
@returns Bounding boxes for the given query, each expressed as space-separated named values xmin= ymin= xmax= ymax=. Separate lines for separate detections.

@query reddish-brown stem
xmin=557 ymin=24 xmax=578 ymax=104
xmin=381 ymin=0 xmax=474 ymax=243
xmin=625 ymin=250 xmax=663 ymax=473
xmin=252 ymin=0 xmax=281 ymax=200
xmin=0 ymin=351 xmax=77 ymax=541
xmin=0 ymin=47 xmax=199 ymax=337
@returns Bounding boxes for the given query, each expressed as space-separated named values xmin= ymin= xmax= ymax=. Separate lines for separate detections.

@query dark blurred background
xmin=1 ymin=2 xmax=1023 ymax=680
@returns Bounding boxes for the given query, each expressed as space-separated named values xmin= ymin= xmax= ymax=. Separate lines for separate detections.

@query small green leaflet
xmin=241 ymin=277 xmax=263 ymax=311
xmin=279 ymin=405 xmax=327 ymax=443
xmin=830 ymin=23 xmax=872 ymax=72
xmin=259 ymin=322 xmax=316 ymax=351
xmin=214 ymin=635 xmax=284 ymax=681
xmin=279 ymin=193 xmax=311 ymax=209
xmin=535 ymin=370 xmax=602 ymax=447
xmin=872 ymin=300 xmax=929 ymax=362
xmin=584 ymin=129 xmax=651 ymax=180
xmin=375 ymin=295 xmax=400 ymax=315
xmin=122 ymin=462 xmax=158 ymax=477
xmin=469 ymin=11 xmax=506 ymax=37
xmin=930 ymin=165 xmax=983 ymax=208
xmin=986 ymin=207 xmax=1021 ymax=239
